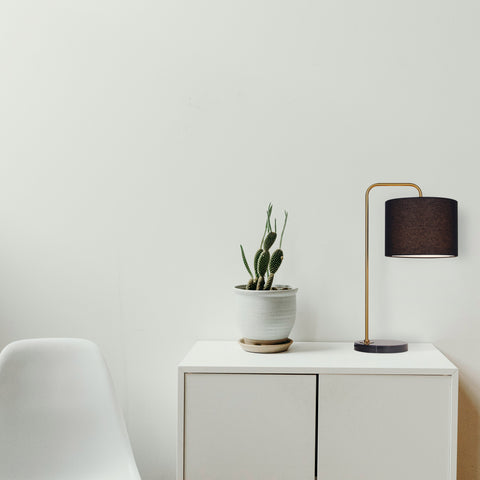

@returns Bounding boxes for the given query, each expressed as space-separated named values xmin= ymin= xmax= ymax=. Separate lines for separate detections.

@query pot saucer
xmin=239 ymin=338 xmax=293 ymax=354
xmin=243 ymin=337 xmax=289 ymax=345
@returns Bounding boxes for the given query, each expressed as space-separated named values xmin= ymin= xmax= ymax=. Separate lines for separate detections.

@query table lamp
xmin=354 ymin=183 xmax=458 ymax=353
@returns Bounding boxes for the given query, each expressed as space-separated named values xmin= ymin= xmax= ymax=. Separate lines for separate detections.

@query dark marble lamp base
xmin=354 ymin=339 xmax=408 ymax=353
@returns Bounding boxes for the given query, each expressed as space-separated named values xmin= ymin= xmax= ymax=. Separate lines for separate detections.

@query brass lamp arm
xmin=364 ymin=183 xmax=423 ymax=345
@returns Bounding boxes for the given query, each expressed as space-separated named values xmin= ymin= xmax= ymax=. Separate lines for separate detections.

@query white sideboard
xmin=178 ymin=342 xmax=458 ymax=480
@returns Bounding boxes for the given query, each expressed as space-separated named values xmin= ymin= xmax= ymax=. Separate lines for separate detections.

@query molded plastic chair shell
xmin=0 ymin=338 xmax=141 ymax=479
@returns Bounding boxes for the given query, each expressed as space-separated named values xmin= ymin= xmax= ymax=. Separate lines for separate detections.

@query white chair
xmin=0 ymin=338 xmax=141 ymax=480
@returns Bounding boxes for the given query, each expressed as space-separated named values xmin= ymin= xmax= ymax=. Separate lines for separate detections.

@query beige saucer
xmin=239 ymin=338 xmax=293 ymax=354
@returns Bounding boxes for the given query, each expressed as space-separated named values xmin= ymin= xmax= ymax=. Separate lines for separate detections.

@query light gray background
xmin=0 ymin=1 xmax=478 ymax=479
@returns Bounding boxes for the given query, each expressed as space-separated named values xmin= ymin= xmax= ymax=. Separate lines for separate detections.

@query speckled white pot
xmin=234 ymin=285 xmax=298 ymax=342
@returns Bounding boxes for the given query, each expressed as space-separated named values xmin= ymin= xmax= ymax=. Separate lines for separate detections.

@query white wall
xmin=0 ymin=1 xmax=479 ymax=478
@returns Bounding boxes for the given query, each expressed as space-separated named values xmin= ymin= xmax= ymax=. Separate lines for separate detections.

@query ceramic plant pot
xmin=234 ymin=285 xmax=298 ymax=342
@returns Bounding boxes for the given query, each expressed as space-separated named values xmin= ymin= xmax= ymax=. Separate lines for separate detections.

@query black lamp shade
xmin=385 ymin=197 xmax=458 ymax=258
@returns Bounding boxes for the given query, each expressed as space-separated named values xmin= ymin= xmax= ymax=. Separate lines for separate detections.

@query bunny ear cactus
xmin=240 ymin=205 xmax=288 ymax=290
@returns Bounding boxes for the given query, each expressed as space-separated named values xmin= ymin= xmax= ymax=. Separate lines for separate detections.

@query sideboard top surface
xmin=178 ymin=342 xmax=457 ymax=375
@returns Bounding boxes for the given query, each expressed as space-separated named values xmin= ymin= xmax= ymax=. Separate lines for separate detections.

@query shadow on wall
xmin=457 ymin=380 xmax=480 ymax=480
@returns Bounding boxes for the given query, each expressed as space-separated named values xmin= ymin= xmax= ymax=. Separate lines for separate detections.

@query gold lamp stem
xmin=364 ymin=183 xmax=423 ymax=345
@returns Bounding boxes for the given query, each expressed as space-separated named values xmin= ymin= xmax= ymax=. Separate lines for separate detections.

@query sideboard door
xmin=184 ymin=373 xmax=316 ymax=480
xmin=318 ymin=374 xmax=455 ymax=480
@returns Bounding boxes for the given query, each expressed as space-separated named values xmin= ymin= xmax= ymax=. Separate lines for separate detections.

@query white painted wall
xmin=0 ymin=1 xmax=478 ymax=478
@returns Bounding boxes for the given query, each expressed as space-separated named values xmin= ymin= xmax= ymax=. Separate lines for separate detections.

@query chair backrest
xmin=0 ymin=338 xmax=141 ymax=480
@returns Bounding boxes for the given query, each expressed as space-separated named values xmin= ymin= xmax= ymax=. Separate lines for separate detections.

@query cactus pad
xmin=269 ymin=249 xmax=283 ymax=274
xmin=254 ymin=249 xmax=262 ymax=277
xmin=263 ymin=231 xmax=277 ymax=251
xmin=256 ymin=276 xmax=265 ymax=290
xmin=257 ymin=250 xmax=270 ymax=277
xmin=264 ymin=273 xmax=274 ymax=290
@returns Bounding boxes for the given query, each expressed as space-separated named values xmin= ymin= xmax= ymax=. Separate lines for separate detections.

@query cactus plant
xmin=240 ymin=204 xmax=288 ymax=290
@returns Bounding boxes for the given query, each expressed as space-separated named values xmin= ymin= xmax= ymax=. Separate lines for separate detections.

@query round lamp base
xmin=354 ymin=339 xmax=408 ymax=353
